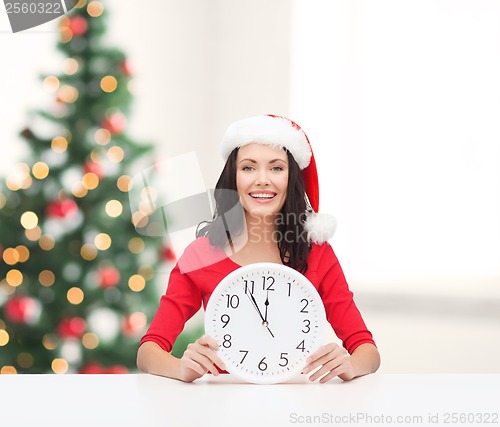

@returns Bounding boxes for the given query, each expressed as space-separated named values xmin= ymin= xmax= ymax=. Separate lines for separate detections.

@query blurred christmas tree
xmin=0 ymin=1 xmax=168 ymax=374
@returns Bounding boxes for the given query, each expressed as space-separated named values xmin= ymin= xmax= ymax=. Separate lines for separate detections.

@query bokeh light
xmin=105 ymin=200 xmax=122 ymax=217
xmin=32 ymin=162 xmax=50 ymax=179
xmin=87 ymin=1 xmax=104 ymax=17
xmin=117 ymin=175 xmax=132 ymax=192
xmin=25 ymin=226 xmax=42 ymax=241
xmin=16 ymin=246 xmax=30 ymax=262
xmin=20 ymin=211 xmax=38 ymax=230
xmin=6 ymin=269 xmax=23 ymax=287
xmin=3 ymin=248 xmax=20 ymax=265
xmin=128 ymin=237 xmax=144 ymax=254
xmin=128 ymin=275 xmax=145 ymax=292
xmin=58 ymin=85 xmax=79 ymax=103
xmin=100 ymin=75 xmax=117 ymax=93
xmin=51 ymin=358 xmax=69 ymax=374
xmin=82 ymin=172 xmax=99 ymax=190
xmin=67 ymin=287 xmax=84 ymax=305
xmin=17 ymin=353 xmax=34 ymax=369
xmin=95 ymin=128 xmax=111 ymax=146
xmin=63 ymin=58 xmax=79 ymax=75
xmin=51 ymin=136 xmax=69 ymax=153
xmin=0 ymin=330 xmax=9 ymax=347
xmin=94 ymin=233 xmax=111 ymax=250
xmin=0 ymin=366 xmax=17 ymax=374
xmin=80 ymin=243 xmax=98 ymax=261
xmin=39 ymin=270 xmax=55 ymax=287
xmin=43 ymin=76 xmax=60 ymax=93
xmin=39 ymin=235 xmax=56 ymax=251
xmin=82 ymin=332 xmax=99 ymax=349
xmin=107 ymin=146 xmax=124 ymax=163
xmin=42 ymin=334 xmax=58 ymax=350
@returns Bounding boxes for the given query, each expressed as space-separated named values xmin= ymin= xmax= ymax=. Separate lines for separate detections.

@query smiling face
xmin=235 ymin=143 xmax=289 ymax=221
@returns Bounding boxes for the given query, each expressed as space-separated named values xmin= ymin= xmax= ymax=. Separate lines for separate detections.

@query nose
xmin=255 ymin=169 xmax=270 ymax=186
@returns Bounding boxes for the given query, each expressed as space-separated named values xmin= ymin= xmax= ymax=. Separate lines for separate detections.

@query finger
xmin=307 ymin=343 xmax=337 ymax=361
xmin=192 ymin=342 xmax=226 ymax=371
xmin=185 ymin=343 xmax=222 ymax=375
xmin=303 ymin=345 xmax=340 ymax=374
xmin=184 ymin=349 xmax=220 ymax=376
xmin=197 ymin=334 xmax=220 ymax=350
xmin=308 ymin=360 xmax=342 ymax=382
xmin=181 ymin=354 xmax=207 ymax=376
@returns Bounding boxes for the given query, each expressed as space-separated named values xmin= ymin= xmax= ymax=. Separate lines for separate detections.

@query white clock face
xmin=205 ymin=262 xmax=326 ymax=384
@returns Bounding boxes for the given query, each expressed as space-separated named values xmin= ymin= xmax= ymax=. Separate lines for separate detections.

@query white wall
xmin=291 ymin=0 xmax=500 ymax=297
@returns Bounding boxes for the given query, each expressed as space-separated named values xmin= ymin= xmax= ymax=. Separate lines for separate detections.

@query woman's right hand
xmin=179 ymin=334 xmax=226 ymax=382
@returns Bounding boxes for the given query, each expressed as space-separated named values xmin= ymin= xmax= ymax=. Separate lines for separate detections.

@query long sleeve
xmin=307 ymin=243 xmax=376 ymax=354
xmin=140 ymin=263 xmax=202 ymax=352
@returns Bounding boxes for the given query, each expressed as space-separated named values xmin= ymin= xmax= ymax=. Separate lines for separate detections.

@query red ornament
xmin=69 ymin=16 xmax=88 ymax=37
xmin=101 ymin=113 xmax=126 ymax=135
xmin=83 ymin=161 xmax=104 ymax=179
xmin=4 ymin=296 xmax=39 ymax=325
xmin=58 ymin=317 xmax=86 ymax=339
xmin=98 ymin=266 xmax=121 ymax=288
xmin=120 ymin=60 xmax=133 ymax=77
xmin=47 ymin=199 xmax=78 ymax=219
xmin=161 ymin=246 xmax=177 ymax=262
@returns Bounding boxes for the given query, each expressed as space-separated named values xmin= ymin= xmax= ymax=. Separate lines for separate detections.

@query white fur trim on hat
xmin=221 ymin=116 xmax=312 ymax=169
xmin=304 ymin=212 xmax=337 ymax=244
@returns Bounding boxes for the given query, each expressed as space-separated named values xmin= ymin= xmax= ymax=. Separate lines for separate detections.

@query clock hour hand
xmin=244 ymin=288 xmax=275 ymax=338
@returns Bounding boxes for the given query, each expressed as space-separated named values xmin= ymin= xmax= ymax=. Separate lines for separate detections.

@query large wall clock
xmin=205 ymin=262 xmax=326 ymax=384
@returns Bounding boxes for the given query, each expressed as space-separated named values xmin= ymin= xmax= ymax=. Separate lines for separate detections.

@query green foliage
xmin=0 ymin=4 xmax=165 ymax=373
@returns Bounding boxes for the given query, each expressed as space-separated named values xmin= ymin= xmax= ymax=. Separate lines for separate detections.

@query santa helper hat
xmin=220 ymin=114 xmax=336 ymax=244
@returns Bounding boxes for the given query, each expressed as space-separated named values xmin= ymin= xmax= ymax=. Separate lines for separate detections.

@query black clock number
xmin=261 ymin=276 xmax=275 ymax=291
xmin=220 ymin=314 xmax=230 ymax=328
xmin=226 ymin=294 xmax=239 ymax=309
xmin=296 ymin=340 xmax=306 ymax=352
xmin=300 ymin=298 xmax=309 ymax=313
xmin=222 ymin=334 xmax=232 ymax=348
xmin=243 ymin=280 xmax=255 ymax=294
xmin=239 ymin=350 xmax=249 ymax=364
xmin=279 ymin=352 xmax=289 ymax=367
xmin=258 ymin=357 xmax=268 ymax=371
xmin=287 ymin=282 xmax=292 ymax=297
xmin=302 ymin=319 xmax=311 ymax=333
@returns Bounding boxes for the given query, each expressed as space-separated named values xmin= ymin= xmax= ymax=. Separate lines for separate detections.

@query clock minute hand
xmin=264 ymin=291 xmax=269 ymax=323
xmin=244 ymin=288 xmax=275 ymax=338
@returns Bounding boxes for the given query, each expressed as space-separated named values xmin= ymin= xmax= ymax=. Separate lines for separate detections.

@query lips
xmin=249 ymin=191 xmax=277 ymax=202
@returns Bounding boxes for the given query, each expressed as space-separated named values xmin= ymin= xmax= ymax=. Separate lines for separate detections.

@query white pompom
xmin=304 ymin=212 xmax=337 ymax=244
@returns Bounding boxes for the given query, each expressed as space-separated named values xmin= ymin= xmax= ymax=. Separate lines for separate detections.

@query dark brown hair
xmin=197 ymin=147 xmax=311 ymax=272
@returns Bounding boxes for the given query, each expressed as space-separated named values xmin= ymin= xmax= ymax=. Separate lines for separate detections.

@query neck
xmin=245 ymin=212 xmax=279 ymax=245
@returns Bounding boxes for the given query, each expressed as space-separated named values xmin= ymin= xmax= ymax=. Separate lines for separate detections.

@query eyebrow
xmin=238 ymin=158 xmax=287 ymax=165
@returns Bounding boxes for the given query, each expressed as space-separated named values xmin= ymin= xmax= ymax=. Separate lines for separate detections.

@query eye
xmin=242 ymin=165 xmax=254 ymax=172
xmin=271 ymin=166 xmax=284 ymax=172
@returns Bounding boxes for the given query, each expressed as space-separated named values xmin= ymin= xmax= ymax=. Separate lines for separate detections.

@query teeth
xmin=251 ymin=193 xmax=275 ymax=199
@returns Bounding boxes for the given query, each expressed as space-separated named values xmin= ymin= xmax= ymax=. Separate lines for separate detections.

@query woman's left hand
xmin=302 ymin=342 xmax=356 ymax=383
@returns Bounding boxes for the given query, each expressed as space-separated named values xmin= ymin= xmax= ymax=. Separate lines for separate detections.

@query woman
xmin=137 ymin=115 xmax=380 ymax=383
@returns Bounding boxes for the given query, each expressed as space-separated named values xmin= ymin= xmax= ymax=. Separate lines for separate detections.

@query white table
xmin=0 ymin=374 xmax=498 ymax=426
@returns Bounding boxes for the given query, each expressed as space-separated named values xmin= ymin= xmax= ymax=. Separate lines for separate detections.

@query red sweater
xmin=140 ymin=237 xmax=375 ymax=354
